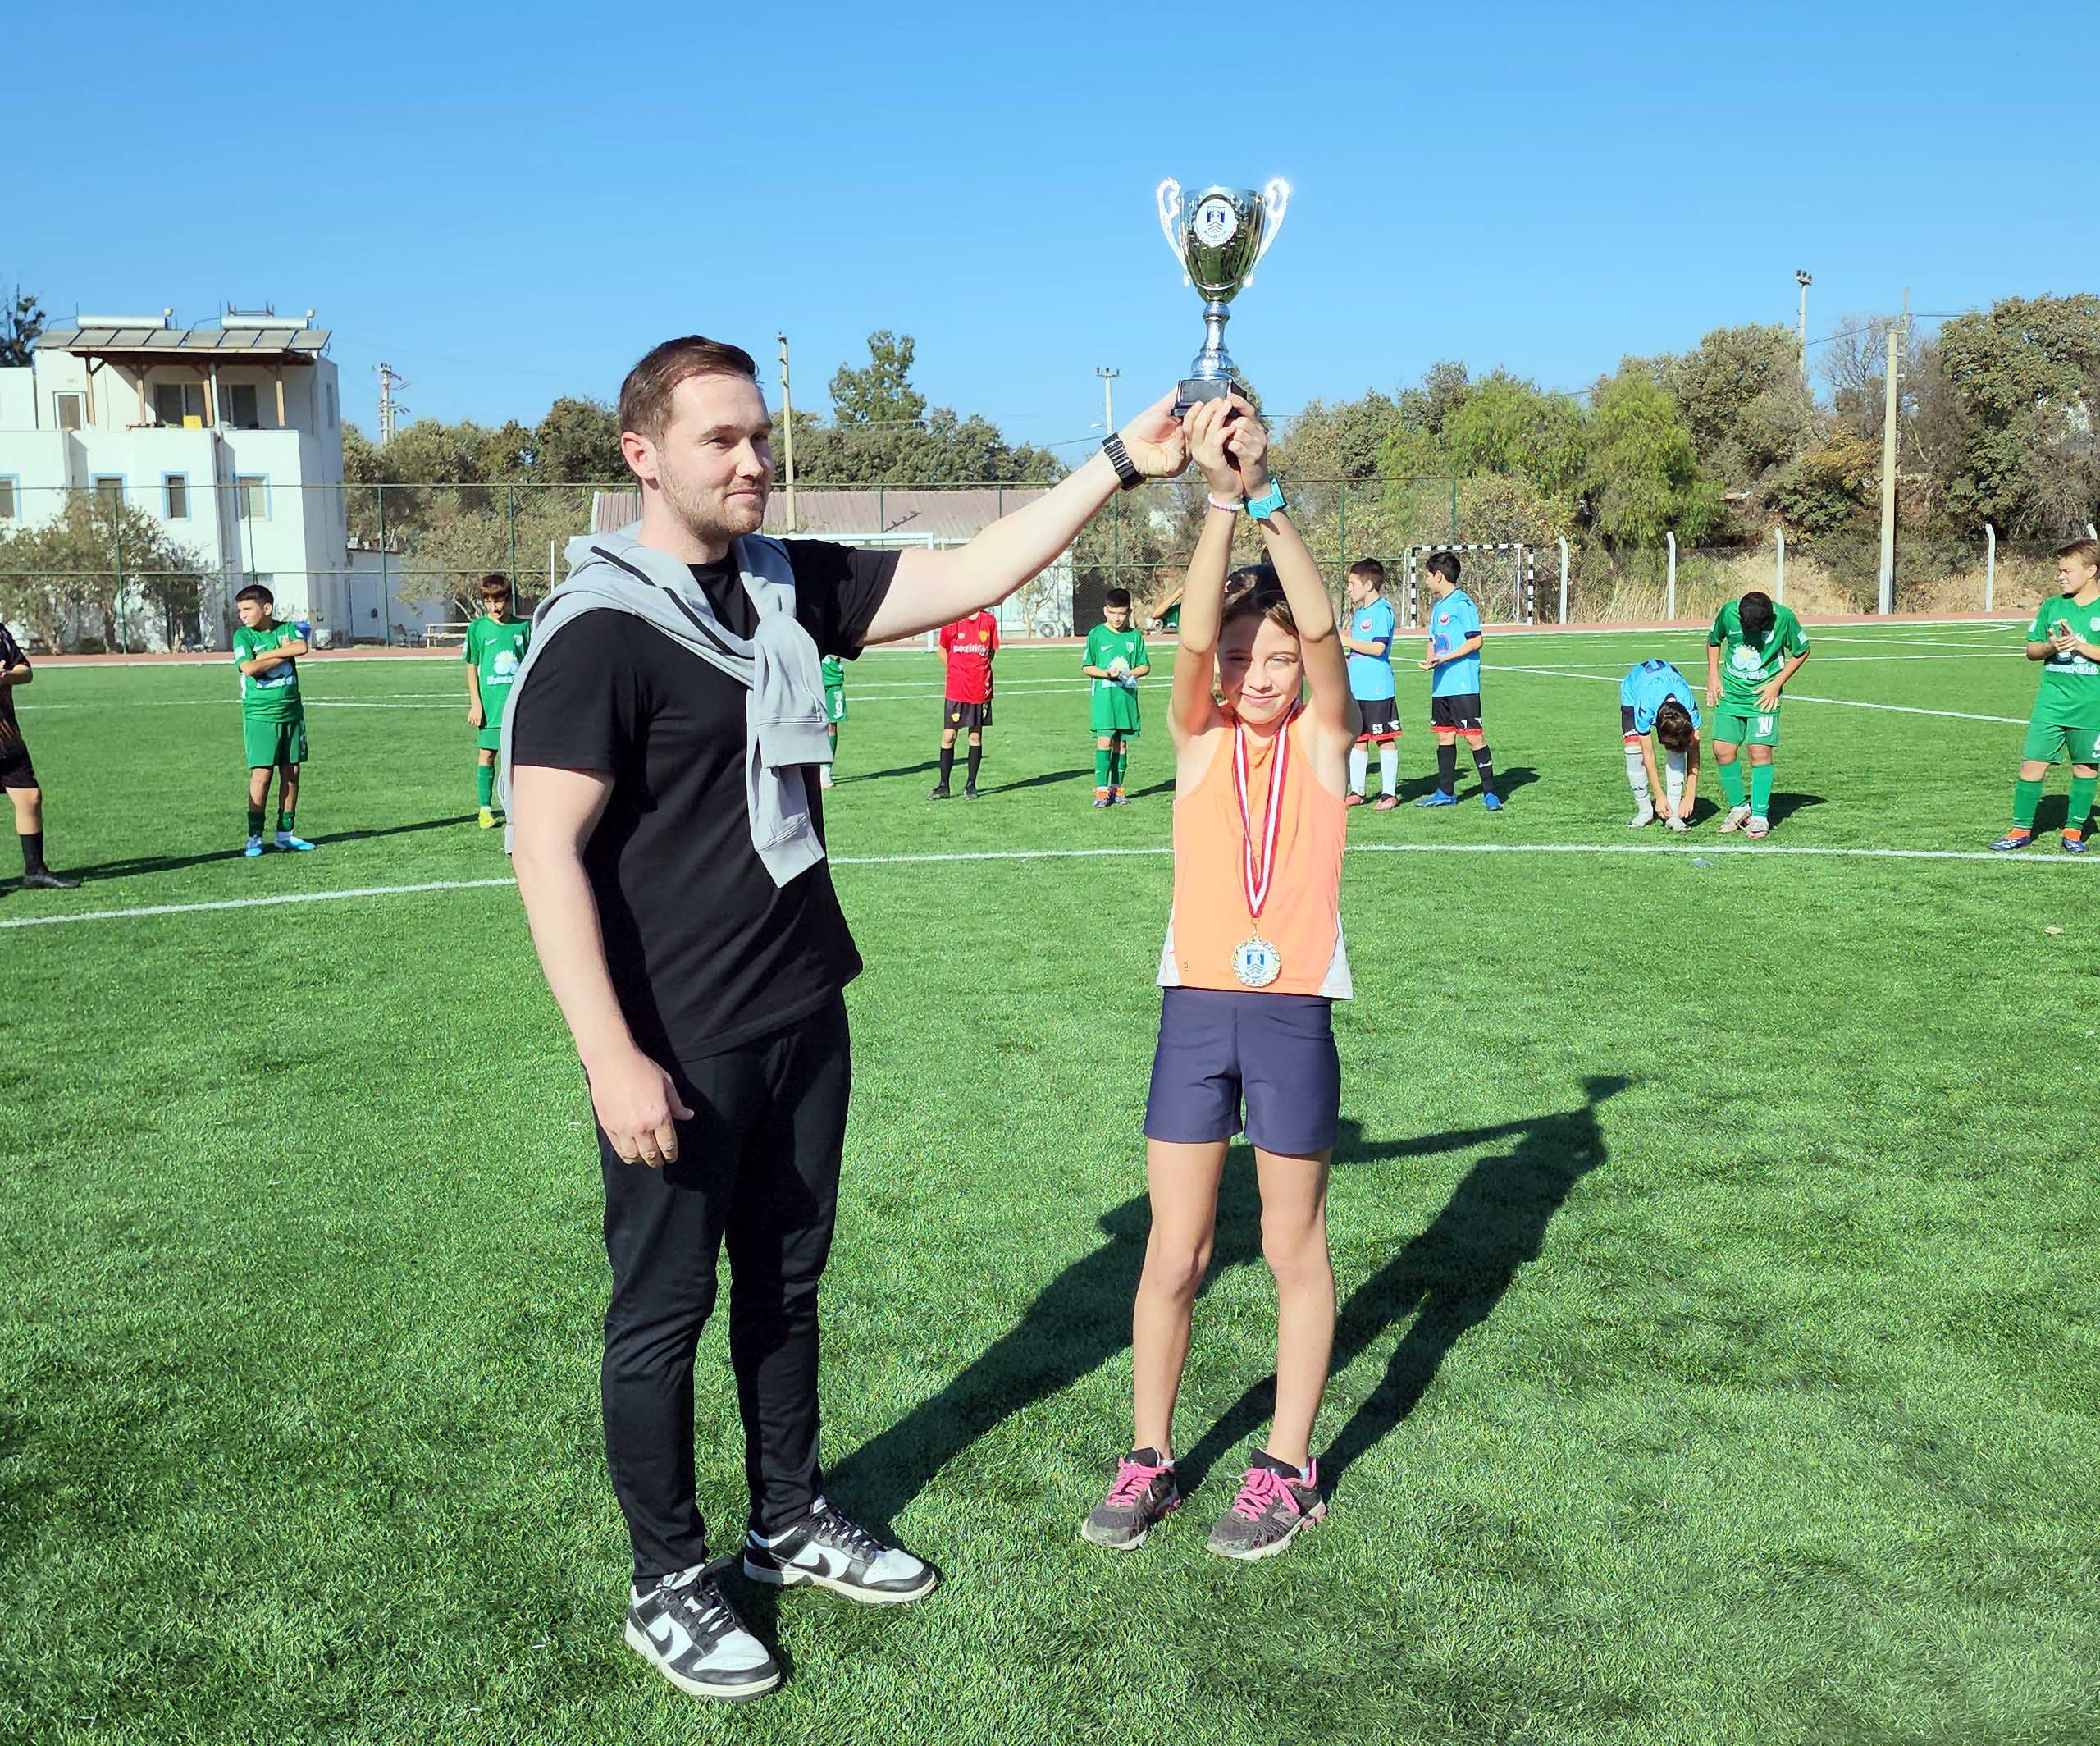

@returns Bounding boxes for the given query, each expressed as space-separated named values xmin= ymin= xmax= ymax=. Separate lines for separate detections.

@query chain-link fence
xmin=0 ymin=477 xmax=2087 ymax=652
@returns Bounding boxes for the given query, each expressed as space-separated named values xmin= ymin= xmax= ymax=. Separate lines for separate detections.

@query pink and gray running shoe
xmin=1207 ymin=1452 xmax=1325 ymax=1560
xmin=1079 ymin=1448 xmax=1180 ymax=1548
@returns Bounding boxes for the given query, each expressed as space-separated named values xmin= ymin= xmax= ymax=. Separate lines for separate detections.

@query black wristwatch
xmin=1101 ymin=432 xmax=1144 ymax=491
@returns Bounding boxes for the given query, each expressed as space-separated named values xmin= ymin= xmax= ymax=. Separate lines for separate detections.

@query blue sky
xmin=11 ymin=0 xmax=2091 ymax=458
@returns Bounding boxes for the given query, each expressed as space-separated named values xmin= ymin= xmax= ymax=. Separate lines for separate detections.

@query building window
xmin=164 ymin=474 xmax=189 ymax=519
xmin=326 ymin=382 xmax=337 ymax=428
xmin=154 ymin=382 xmax=206 ymax=427
xmin=236 ymin=475 xmax=269 ymax=521
xmin=227 ymin=383 xmax=261 ymax=428
xmin=0 ymin=478 xmax=16 ymax=519
xmin=55 ymin=392 xmax=84 ymax=432
xmin=93 ymin=475 xmax=125 ymax=509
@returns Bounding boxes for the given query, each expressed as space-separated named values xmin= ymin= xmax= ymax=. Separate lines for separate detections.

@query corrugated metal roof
xmin=590 ymin=486 xmax=1048 ymax=540
xmin=36 ymin=326 xmax=330 ymax=358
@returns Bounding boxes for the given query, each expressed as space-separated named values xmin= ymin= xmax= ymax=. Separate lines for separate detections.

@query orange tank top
xmin=1157 ymin=710 xmax=1352 ymax=998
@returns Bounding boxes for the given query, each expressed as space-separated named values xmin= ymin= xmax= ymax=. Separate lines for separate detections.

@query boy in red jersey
xmin=931 ymin=608 xmax=998 ymax=799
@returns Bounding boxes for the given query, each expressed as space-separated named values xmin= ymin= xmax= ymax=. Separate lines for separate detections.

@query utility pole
xmin=376 ymin=362 xmax=404 ymax=446
xmin=1794 ymin=269 xmax=1813 ymax=391
xmin=777 ymin=332 xmax=797 ymax=534
xmin=1876 ymin=289 xmax=1908 ymax=615
xmin=1095 ymin=365 xmax=1120 ymax=433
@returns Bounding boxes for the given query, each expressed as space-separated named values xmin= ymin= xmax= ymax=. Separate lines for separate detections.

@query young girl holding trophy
xmin=1080 ymin=395 xmax=1355 ymax=1560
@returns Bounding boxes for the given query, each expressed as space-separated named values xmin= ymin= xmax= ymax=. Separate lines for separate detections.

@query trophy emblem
xmin=1155 ymin=177 xmax=1290 ymax=417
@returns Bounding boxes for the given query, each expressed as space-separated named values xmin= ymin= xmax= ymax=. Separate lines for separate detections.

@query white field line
xmin=1486 ymin=663 xmax=2028 ymax=725
xmin=3 ymin=838 xmax=2085 ymax=931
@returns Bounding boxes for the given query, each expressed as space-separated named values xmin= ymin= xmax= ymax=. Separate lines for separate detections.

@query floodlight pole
xmin=1096 ymin=366 xmax=1120 ymax=433
xmin=778 ymin=332 xmax=797 ymax=534
xmin=1795 ymin=270 xmax=1813 ymax=391
xmin=1877 ymin=290 xmax=1907 ymax=615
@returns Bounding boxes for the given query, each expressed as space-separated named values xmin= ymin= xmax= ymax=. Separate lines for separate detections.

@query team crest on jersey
xmin=1730 ymin=646 xmax=1764 ymax=672
xmin=1436 ymin=613 xmax=1450 ymax=627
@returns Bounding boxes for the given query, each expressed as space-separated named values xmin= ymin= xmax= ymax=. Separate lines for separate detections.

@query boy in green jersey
xmin=1993 ymin=538 xmax=2100 ymax=853
xmin=1705 ymin=589 xmax=1810 ymax=840
xmin=231 ymin=583 xmax=314 ymax=857
xmin=1081 ymin=587 xmax=1151 ymax=806
xmin=819 ymin=653 xmax=847 ymax=789
xmin=463 ymin=574 xmax=531 ymax=828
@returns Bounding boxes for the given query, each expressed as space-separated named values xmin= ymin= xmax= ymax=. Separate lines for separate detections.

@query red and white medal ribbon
xmin=1233 ymin=711 xmax=1292 ymax=922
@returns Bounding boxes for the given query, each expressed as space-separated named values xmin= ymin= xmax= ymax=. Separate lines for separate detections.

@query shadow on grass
xmin=38 ymin=813 xmax=480 ymax=884
xmin=838 ymin=758 xmax=938 ymax=785
xmin=1764 ymin=791 xmax=1826 ymax=826
xmin=980 ymin=767 xmax=1089 ymax=797
xmin=831 ymin=1073 xmax=1627 ymax=1527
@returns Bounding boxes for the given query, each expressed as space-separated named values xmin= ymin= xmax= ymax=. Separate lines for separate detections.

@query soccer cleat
xmin=1093 ymin=788 xmax=1112 ymax=808
xmin=1628 ymin=801 xmax=1655 ymax=829
xmin=1746 ymin=816 xmax=1770 ymax=840
xmin=1481 ymin=792 xmax=1504 ymax=812
xmin=1372 ymin=793 xmax=1399 ymax=811
xmin=1345 ymin=792 xmax=1367 ymax=807
xmin=1110 ymin=788 xmax=1129 ymax=806
xmin=623 ymin=1563 xmax=779 ymax=1703
xmin=1720 ymin=805 xmax=1752 ymax=834
xmin=742 ymin=1499 xmax=937 ymax=1605
xmin=1080 ymin=1448 xmax=1181 ymax=1550
xmin=1207 ymin=1453 xmax=1325 ymax=1561
xmin=1665 ymin=815 xmax=1690 ymax=834
xmin=275 ymin=833 xmax=316 ymax=852
xmin=2065 ymin=833 xmax=2089 ymax=854
xmin=244 ymin=835 xmax=265 ymax=858
xmin=477 ymin=806 xmax=497 ymax=830
xmin=1415 ymin=791 xmax=1458 ymax=808
xmin=964 ymin=784 xmax=980 ymax=801
xmin=818 ymin=767 xmax=834 ymax=789
xmin=20 ymin=868 xmax=81 ymax=890
xmin=929 ymin=784 xmax=951 ymax=801
xmin=1989 ymin=830 xmax=2031 ymax=852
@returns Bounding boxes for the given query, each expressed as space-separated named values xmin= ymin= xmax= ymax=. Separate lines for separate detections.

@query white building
xmin=0 ymin=309 xmax=348 ymax=647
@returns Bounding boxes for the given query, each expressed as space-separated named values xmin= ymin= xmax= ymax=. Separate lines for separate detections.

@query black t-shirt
xmin=0 ymin=622 xmax=25 ymax=732
xmin=509 ymin=540 xmax=900 ymax=1062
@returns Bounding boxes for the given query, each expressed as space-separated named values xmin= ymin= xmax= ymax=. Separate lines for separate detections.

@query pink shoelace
xmin=1230 ymin=1465 xmax=1300 ymax=1523
xmin=1107 ymin=1457 xmax=1167 ymax=1506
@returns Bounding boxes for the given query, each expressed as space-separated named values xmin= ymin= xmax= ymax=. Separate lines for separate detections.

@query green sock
xmin=247 ymin=806 xmax=264 ymax=839
xmin=2067 ymin=774 xmax=2096 ymax=836
xmin=2013 ymin=777 xmax=2043 ymax=830
xmin=1750 ymin=762 xmax=1774 ymax=817
xmin=477 ymin=765 xmax=495 ymax=807
xmin=277 ymin=811 xmax=294 ymax=836
xmin=1718 ymin=759 xmax=1746 ymax=807
xmin=1112 ymin=745 xmax=1129 ymax=788
xmin=1094 ymin=747 xmax=1112 ymax=788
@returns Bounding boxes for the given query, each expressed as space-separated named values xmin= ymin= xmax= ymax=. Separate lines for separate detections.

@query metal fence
xmin=0 ymin=476 xmax=2087 ymax=652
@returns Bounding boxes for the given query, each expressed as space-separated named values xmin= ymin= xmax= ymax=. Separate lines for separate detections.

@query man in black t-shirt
xmin=509 ymin=335 xmax=1189 ymax=1703
xmin=1 ymin=621 xmax=81 ymax=892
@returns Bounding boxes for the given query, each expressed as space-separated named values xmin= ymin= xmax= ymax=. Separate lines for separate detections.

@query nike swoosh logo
xmin=647 ymin=1612 xmax=692 ymax=1661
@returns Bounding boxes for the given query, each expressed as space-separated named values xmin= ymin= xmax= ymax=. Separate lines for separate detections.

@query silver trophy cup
xmin=1155 ymin=177 xmax=1290 ymax=417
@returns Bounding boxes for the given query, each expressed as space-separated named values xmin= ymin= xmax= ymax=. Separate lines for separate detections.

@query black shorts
xmin=1620 ymin=704 xmax=1641 ymax=742
xmin=0 ymin=722 xmax=35 ymax=790
xmin=1352 ymin=697 xmax=1401 ymax=744
xmin=943 ymin=699 xmax=993 ymax=734
xmin=1430 ymin=692 xmax=1485 ymax=734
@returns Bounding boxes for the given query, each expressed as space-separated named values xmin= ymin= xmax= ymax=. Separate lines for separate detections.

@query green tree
xmin=0 ymin=494 xmax=207 ymax=651
xmin=829 ymin=331 xmax=929 ymax=427
xmin=1934 ymin=293 xmax=2100 ymax=536
xmin=1656 ymin=323 xmax=1812 ymax=491
xmin=1582 ymin=365 xmax=1724 ymax=547
xmin=0 ymin=281 xmax=44 ymax=368
xmin=531 ymin=396 xmax=624 ymax=482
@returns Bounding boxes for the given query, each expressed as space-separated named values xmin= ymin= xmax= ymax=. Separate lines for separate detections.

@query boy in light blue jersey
xmin=1618 ymin=658 xmax=1701 ymax=830
xmin=1341 ymin=558 xmax=1401 ymax=809
xmin=1416 ymin=553 xmax=1500 ymax=810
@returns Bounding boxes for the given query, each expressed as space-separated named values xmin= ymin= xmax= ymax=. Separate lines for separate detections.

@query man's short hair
xmin=619 ymin=336 xmax=760 ymax=443
xmin=1104 ymin=587 xmax=1133 ymax=609
xmin=235 ymin=583 xmax=273 ymax=606
xmin=1739 ymin=590 xmax=1776 ymax=645
xmin=1424 ymin=551 xmax=1463 ymax=586
xmin=479 ymin=573 xmax=513 ymax=597
xmin=1655 ymin=697 xmax=1696 ymax=752
xmin=2058 ymin=537 xmax=2100 ymax=570
xmin=1347 ymin=558 xmax=1386 ymax=590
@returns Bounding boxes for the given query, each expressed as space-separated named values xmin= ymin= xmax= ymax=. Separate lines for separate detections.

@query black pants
xmin=598 ymin=996 xmax=851 ymax=1581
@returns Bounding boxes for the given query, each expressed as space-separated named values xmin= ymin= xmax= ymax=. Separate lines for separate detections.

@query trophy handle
xmin=1245 ymin=177 xmax=1290 ymax=286
xmin=1154 ymin=178 xmax=1190 ymax=286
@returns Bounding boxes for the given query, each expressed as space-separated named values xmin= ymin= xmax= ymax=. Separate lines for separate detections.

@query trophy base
xmin=1173 ymin=377 xmax=1235 ymax=420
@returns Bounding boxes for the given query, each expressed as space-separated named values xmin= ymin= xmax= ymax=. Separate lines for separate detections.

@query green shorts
xmin=244 ymin=715 xmax=308 ymax=770
xmin=2021 ymin=719 xmax=2100 ymax=765
xmin=1090 ymin=687 xmax=1142 ymax=738
xmin=475 ymin=724 xmax=504 ymax=753
xmin=824 ymin=684 xmax=847 ymax=724
xmin=1712 ymin=706 xmax=1780 ymax=750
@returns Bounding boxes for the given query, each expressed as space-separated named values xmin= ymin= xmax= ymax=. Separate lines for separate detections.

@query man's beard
xmin=660 ymin=469 xmax=767 ymax=548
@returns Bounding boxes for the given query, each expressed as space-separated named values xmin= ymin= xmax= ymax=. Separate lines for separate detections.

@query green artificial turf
xmin=2 ymin=619 xmax=2095 ymax=1745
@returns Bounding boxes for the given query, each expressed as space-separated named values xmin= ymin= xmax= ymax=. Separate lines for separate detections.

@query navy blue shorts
xmin=1144 ymin=987 xmax=1340 ymax=1157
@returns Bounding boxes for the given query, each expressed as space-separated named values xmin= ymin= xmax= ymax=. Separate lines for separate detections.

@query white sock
xmin=1378 ymin=743 xmax=1399 ymax=797
xmin=1664 ymin=750 xmax=1687 ymax=811
xmin=1348 ymin=745 xmax=1368 ymax=795
xmin=1624 ymin=744 xmax=1650 ymax=802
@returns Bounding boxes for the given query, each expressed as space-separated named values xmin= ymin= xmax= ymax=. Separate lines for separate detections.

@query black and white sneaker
xmin=742 ymin=1498 xmax=938 ymax=1605
xmin=623 ymin=1563 xmax=780 ymax=1703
